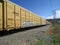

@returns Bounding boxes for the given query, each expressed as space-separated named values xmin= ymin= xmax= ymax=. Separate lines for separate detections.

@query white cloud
xmin=46 ymin=15 xmax=54 ymax=19
xmin=56 ymin=10 xmax=60 ymax=18
xmin=46 ymin=10 xmax=60 ymax=19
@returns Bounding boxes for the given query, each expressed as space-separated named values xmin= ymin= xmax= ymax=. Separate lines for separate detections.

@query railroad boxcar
xmin=0 ymin=0 xmax=48 ymax=31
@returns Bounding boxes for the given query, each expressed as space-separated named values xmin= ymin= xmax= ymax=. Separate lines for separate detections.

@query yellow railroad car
xmin=0 ymin=0 xmax=48 ymax=31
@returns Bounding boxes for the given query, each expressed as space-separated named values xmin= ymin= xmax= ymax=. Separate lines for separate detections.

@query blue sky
xmin=9 ymin=0 xmax=60 ymax=19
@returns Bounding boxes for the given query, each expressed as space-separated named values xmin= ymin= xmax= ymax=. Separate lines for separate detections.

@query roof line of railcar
xmin=4 ymin=0 xmax=42 ymax=18
xmin=3 ymin=0 xmax=46 ymax=20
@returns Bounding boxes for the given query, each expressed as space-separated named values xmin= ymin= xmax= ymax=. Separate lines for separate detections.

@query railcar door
xmin=7 ymin=2 xmax=14 ymax=30
xmin=15 ymin=6 xmax=21 ymax=28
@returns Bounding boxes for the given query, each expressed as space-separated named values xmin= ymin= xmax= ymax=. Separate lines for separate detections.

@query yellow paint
xmin=0 ymin=2 xmax=3 ymax=31
xmin=7 ymin=2 xmax=14 ymax=30
xmin=15 ymin=6 xmax=21 ymax=28
xmin=0 ymin=1 xmax=47 ymax=31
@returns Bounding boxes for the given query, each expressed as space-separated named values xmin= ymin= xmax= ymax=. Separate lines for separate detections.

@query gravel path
xmin=0 ymin=25 xmax=51 ymax=45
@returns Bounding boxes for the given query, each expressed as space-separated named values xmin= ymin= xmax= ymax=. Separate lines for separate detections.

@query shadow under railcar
xmin=0 ymin=25 xmax=47 ymax=37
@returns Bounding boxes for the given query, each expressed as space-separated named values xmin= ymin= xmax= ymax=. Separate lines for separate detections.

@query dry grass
xmin=33 ymin=24 xmax=60 ymax=45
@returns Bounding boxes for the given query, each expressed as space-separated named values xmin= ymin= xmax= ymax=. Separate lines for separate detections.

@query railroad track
xmin=0 ymin=25 xmax=51 ymax=45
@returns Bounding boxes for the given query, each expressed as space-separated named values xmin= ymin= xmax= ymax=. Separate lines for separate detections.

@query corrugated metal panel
xmin=0 ymin=2 xmax=3 ymax=31
xmin=7 ymin=2 xmax=15 ymax=30
xmin=21 ymin=8 xmax=26 ymax=27
xmin=40 ymin=17 xmax=42 ymax=25
xmin=15 ymin=6 xmax=21 ymax=28
xmin=33 ymin=14 xmax=35 ymax=26
xmin=33 ymin=15 xmax=35 ymax=26
xmin=25 ymin=11 xmax=30 ymax=27
xmin=30 ymin=13 xmax=32 ymax=26
xmin=6 ymin=0 xmax=41 ymax=19
xmin=30 ymin=13 xmax=33 ymax=21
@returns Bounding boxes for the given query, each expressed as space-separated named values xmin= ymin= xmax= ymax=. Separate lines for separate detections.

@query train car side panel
xmin=21 ymin=8 xmax=26 ymax=28
xmin=0 ymin=2 xmax=3 ymax=31
xmin=30 ymin=13 xmax=33 ymax=26
xmin=7 ymin=2 xmax=15 ymax=30
xmin=41 ymin=18 xmax=46 ymax=25
xmin=25 ymin=11 xmax=30 ymax=27
xmin=15 ymin=6 xmax=21 ymax=28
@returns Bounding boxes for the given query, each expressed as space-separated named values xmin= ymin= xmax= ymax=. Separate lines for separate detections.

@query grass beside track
xmin=34 ymin=39 xmax=42 ymax=45
xmin=55 ymin=24 xmax=60 ymax=31
xmin=34 ymin=24 xmax=60 ymax=45
xmin=51 ymin=24 xmax=60 ymax=45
